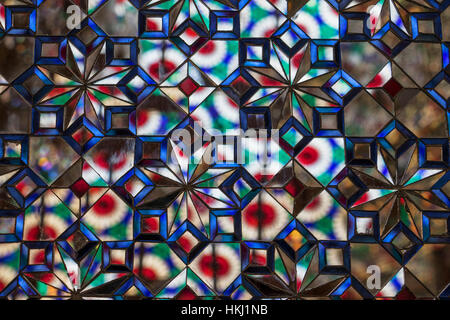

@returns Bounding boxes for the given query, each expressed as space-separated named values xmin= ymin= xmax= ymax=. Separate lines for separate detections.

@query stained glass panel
xmin=0 ymin=0 xmax=448 ymax=300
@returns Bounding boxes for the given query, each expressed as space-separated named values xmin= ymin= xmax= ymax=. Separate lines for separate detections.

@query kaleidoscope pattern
xmin=0 ymin=0 xmax=449 ymax=300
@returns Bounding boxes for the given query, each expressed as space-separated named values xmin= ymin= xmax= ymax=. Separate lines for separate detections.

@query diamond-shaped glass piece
xmin=233 ymin=177 xmax=252 ymax=199
xmin=142 ymin=216 xmax=160 ymax=234
xmin=70 ymin=178 xmax=90 ymax=198
xmin=356 ymin=217 xmax=374 ymax=235
xmin=284 ymin=178 xmax=304 ymax=197
xmin=249 ymin=249 xmax=267 ymax=266
xmin=280 ymin=28 xmax=301 ymax=48
xmin=282 ymin=126 xmax=303 ymax=147
xmin=72 ymin=126 xmax=94 ymax=147
xmin=179 ymin=77 xmax=199 ymax=96
xmin=177 ymin=231 xmax=199 ymax=253
xmin=0 ymin=0 xmax=446 ymax=301
xmin=332 ymin=78 xmax=352 ymax=97
xmin=285 ymin=229 xmax=306 ymax=252
xmin=392 ymin=231 xmax=415 ymax=253
xmin=381 ymin=30 xmax=401 ymax=49
xmin=125 ymin=175 xmax=145 ymax=197
xmin=179 ymin=27 xmax=199 ymax=46
xmin=325 ymin=248 xmax=343 ymax=266
xmin=127 ymin=75 xmax=146 ymax=94
xmin=15 ymin=176 xmax=37 ymax=198
xmin=23 ymin=74 xmax=45 ymax=95
xmin=385 ymin=128 xmax=407 ymax=150
xmin=4 ymin=141 xmax=21 ymax=158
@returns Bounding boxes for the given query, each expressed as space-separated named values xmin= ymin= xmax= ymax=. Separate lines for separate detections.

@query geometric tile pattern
xmin=0 ymin=0 xmax=449 ymax=299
